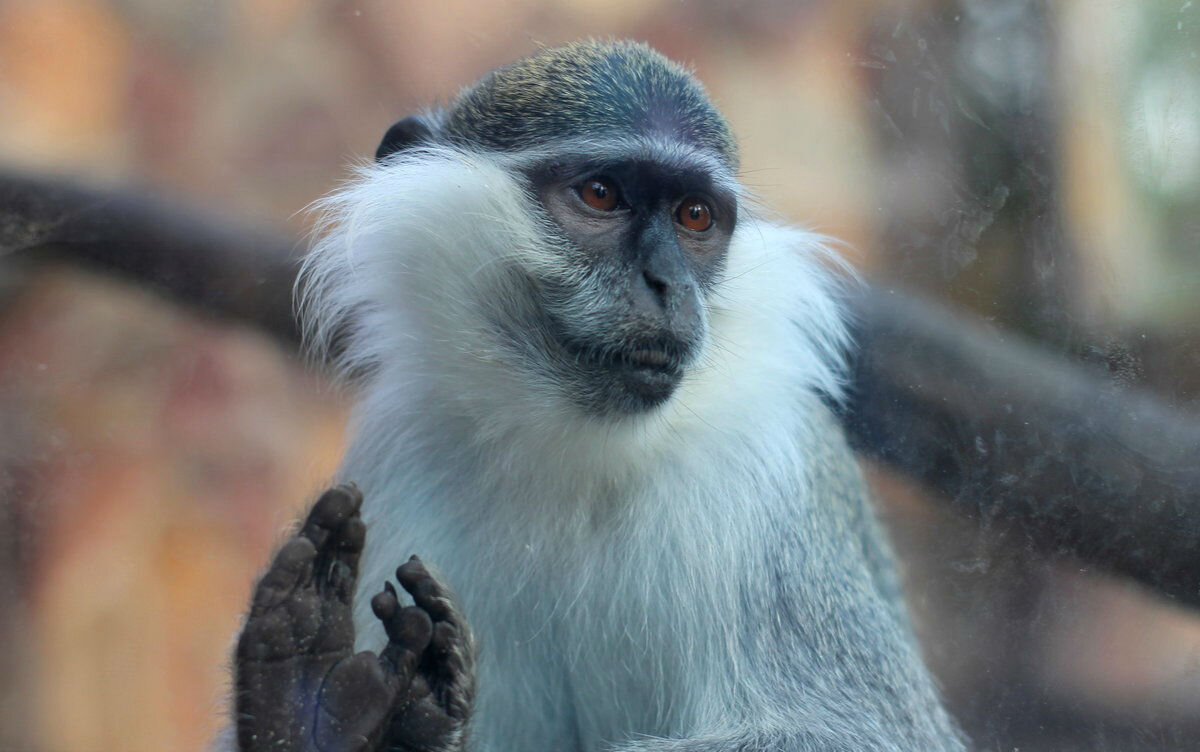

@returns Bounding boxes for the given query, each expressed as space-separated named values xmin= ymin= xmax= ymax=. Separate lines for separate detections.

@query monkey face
xmin=520 ymin=147 xmax=738 ymax=415
xmin=303 ymin=41 xmax=848 ymax=459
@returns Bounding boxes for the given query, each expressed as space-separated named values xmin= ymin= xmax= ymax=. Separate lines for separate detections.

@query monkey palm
xmin=234 ymin=40 xmax=966 ymax=752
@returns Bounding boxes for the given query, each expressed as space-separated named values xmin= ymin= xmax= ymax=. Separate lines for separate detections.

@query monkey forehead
xmin=442 ymin=40 xmax=738 ymax=169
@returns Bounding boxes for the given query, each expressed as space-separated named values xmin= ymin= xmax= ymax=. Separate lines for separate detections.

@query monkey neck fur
xmin=302 ymin=145 xmax=852 ymax=515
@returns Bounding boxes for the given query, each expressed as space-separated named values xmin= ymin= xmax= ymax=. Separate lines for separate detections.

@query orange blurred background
xmin=1 ymin=1 xmax=1199 ymax=750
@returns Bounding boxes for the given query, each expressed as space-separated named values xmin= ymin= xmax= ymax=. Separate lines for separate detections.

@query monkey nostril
xmin=642 ymin=270 xmax=670 ymax=307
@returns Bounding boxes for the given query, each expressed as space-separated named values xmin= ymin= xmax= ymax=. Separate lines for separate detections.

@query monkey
xmin=232 ymin=40 xmax=968 ymax=752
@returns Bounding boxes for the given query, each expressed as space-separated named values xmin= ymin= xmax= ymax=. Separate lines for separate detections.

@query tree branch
xmin=843 ymin=287 xmax=1200 ymax=606
xmin=0 ymin=170 xmax=302 ymax=345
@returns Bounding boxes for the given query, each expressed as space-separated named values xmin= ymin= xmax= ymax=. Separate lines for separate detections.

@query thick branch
xmin=843 ymin=287 xmax=1200 ymax=606
xmin=0 ymin=170 xmax=301 ymax=345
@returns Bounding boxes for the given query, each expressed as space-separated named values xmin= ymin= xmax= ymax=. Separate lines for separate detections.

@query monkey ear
xmin=376 ymin=115 xmax=434 ymax=162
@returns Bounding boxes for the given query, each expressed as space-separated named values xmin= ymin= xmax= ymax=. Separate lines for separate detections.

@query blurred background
xmin=0 ymin=0 xmax=1198 ymax=750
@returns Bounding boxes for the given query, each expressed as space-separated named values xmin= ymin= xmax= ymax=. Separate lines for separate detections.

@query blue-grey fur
xmin=442 ymin=40 xmax=738 ymax=168
xmin=297 ymin=40 xmax=967 ymax=752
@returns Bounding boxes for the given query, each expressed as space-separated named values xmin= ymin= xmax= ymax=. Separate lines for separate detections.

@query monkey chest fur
xmin=352 ymin=452 xmax=794 ymax=751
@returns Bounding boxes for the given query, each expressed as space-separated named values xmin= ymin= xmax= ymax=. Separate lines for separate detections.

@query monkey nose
xmin=629 ymin=273 xmax=702 ymax=351
xmin=641 ymin=268 xmax=673 ymax=309
xmin=639 ymin=257 xmax=697 ymax=310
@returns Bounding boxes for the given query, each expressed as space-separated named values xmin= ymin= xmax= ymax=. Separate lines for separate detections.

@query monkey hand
xmin=374 ymin=557 xmax=476 ymax=752
xmin=234 ymin=485 xmax=475 ymax=752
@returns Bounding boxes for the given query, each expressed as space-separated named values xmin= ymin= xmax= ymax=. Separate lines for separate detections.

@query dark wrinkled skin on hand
xmin=235 ymin=485 xmax=475 ymax=752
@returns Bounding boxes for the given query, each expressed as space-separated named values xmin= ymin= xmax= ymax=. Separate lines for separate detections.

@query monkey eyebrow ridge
xmin=506 ymin=137 xmax=741 ymax=198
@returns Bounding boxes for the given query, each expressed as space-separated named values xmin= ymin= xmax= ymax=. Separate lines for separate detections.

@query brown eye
xmin=677 ymin=199 xmax=713 ymax=231
xmin=579 ymin=178 xmax=619 ymax=211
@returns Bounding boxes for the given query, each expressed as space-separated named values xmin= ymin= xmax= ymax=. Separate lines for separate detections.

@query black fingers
xmin=370 ymin=558 xmax=475 ymax=751
xmin=237 ymin=484 xmax=376 ymax=752
xmin=248 ymin=537 xmax=317 ymax=618
xmin=301 ymin=484 xmax=365 ymax=604
xmin=300 ymin=483 xmax=364 ymax=549
xmin=329 ymin=515 xmax=365 ymax=601
xmin=430 ymin=621 xmax=459 ymax=659
xmin=392 ymin=557 xmax=474 ymax=722
xmin=396 ymin=556 xmax=454 ymax=622
xmin=372 ymin=581 xmax=434 ymax=675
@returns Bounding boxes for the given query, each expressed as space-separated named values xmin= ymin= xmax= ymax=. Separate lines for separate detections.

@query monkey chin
xmin=617 ymin=364 xmax=681 ymax=411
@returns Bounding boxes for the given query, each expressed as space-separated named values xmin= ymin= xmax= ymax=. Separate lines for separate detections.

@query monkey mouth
xmin=625 ymin=348 xmax=673 ymax=368
xmin=563 ymin=335 xmax=686 ymax=376
xmin=534 ymin=303 xmax=692 ymax=412
xmin=564 ymin=336 xmax=689 ymax=411
xmin=608 ymin=346 xmax=683 ymax=381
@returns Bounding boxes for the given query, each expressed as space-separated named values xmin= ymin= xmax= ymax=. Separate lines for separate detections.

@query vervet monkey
xmin=234 ymin=40 xmax=967 ymax=752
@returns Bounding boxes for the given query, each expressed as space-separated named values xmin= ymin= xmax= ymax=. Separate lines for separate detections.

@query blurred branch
xmin=843 ymin=288 xmax=1200 ymax=607
xmin=3 ymin=169 xmax=1200 ymax=606
xmin=0 ymin=170 xmax=302 ymax=345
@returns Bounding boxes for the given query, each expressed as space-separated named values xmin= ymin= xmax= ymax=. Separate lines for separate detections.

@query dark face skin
xmin=525 ymin=154 xmax=737 ymax=415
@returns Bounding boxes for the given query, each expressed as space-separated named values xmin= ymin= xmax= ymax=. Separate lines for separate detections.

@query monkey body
xmin=344 ymin=397 xmax=946 ymax=751
xmin=240 ymin=40 xmax=967 ymax=752
xmin=299 ymin=141 xmax=963 ymax=749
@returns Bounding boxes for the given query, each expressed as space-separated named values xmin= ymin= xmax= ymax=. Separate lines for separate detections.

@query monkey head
xmin=302 ymin=42 xmax=838 ymax=437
